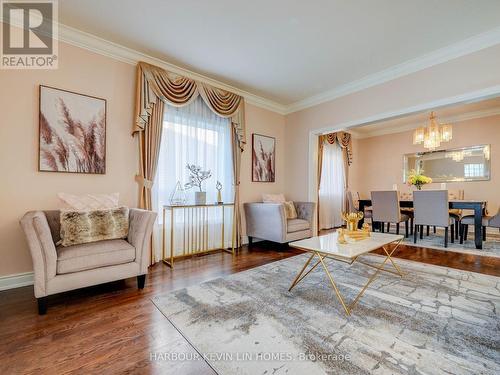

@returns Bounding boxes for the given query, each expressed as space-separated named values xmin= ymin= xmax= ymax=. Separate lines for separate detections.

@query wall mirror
xmin=403 ymin=145 xmax=491 ymax=183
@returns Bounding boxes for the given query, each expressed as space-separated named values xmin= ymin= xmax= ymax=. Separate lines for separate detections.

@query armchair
xmin=243 ymin=201 xmax=315 ymax=244
xmin=20 ymin=208 xmax=156 ymax=314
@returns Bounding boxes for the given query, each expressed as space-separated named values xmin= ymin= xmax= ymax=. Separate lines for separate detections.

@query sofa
xmin=243 ymin=201 xmax=315 ymax=244
xmin=20 ymin=208 xmax=156 ymax=314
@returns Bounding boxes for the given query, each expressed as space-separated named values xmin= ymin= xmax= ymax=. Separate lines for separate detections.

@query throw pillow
xmin=60 ymin=207 xmax=129 ymax=247
xmin=283 ymin=201 xmax=298 ymax=219
xmin=262 ymin=193 xmax=286 ymax=203
xmin=58 ymin=192 xmax=120 ymax=211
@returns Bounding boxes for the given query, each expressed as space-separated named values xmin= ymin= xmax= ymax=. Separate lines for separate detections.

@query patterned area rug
xmin=401 ymin=228 xmax=500 ymax=258
xmin=153 ymin=254 xmax=500 ymax=374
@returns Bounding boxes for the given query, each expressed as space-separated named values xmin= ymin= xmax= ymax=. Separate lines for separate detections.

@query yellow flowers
xmin=407 ymin=169 xmax=432 ymax=190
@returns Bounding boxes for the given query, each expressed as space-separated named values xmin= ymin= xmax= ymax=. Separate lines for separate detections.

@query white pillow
xmin=58 ymin=193 xmax=120 ymax=211
xmin=262 ymin=193 xmax=286 ymax=203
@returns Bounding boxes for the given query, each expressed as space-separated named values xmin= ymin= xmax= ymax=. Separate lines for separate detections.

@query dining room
xmin=317 ymin=95 xmax=500 ymax=259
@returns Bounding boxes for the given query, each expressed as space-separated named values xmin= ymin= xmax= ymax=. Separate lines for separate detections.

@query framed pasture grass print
xmin=252 ymin=133 xmax=275 ymax=182
xmin=39 ymin=85 xmax=106 ymax=174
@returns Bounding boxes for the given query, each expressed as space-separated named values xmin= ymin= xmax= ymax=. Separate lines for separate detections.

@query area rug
xmin=152 ymin=254 xmax=500 ymax=374
xmin=401 ymin=228 xmax=500 ymax=258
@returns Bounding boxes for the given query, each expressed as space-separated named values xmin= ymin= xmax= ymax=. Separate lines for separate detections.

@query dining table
xmin=358 ymin=199 xmax=487 ymax=250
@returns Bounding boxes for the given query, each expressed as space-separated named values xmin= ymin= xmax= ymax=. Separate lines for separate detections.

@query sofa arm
xmin=294 ymin=202 xmax=316 ymax=225
xmin=243 ymin=203 xmax=287 ymax=243
xmin=20 ymin=211 xmax=58 ymax=298
xmin=128 ymin=208 xmax=157 ymax=274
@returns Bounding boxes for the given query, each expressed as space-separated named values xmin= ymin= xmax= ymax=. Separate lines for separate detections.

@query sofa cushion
xmin=56 ymin=239 xmax=135 ymax=274
xmin=44 ymin=210 xmax=61 ymax=244
xmin=283 ymin=201 xmax=298 ymax=219
xmin=58 ymin=192 xmax=120 ymax=211
xmin=287 ymin=218 xmax=310 ymax=233
xmin=60 ymin=207 xmax=129 ymax=247
xmin=262 ymin=193 xmax=286 ymax=203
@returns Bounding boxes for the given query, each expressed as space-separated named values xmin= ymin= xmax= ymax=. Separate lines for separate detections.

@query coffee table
xmin=289 ymin=232 xmax=404 ymax=316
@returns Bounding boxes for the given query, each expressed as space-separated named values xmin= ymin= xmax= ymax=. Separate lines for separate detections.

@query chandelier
xmin=413 ymin=112 xmax=452 ymax=150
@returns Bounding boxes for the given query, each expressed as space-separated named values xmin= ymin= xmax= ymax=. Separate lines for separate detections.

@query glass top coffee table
xmin=289 ymin=231 xmax=404 ymax=316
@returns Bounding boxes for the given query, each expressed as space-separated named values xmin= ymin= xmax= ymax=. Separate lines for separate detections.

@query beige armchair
xmin=20 ymin=208 xmax=156 ymax=314
xmin=243 ymin=202 xmax=315 ymax=245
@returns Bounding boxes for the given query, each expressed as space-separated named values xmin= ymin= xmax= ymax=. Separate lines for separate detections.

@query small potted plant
xmin=184 ymin=164 xmax=212 ymax=204
xmin=407 ymin=169 xmax=432 ymax=190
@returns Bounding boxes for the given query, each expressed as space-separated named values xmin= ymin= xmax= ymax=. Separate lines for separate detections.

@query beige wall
xmin=354 ymin=116 xmax=500 ymax=213
xmin=240 ymin=105 xmax=286 ymax=239
xmin=0 ymin=42 xmax=138 ymax=277
xmin=0 ymin=41 xmax=286 ymax=277
xmin=285 ymin=44 xmax=500 ymax=201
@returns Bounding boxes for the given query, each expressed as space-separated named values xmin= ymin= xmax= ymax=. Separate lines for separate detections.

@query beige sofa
xmin=243 ymin=202 xmax=315 ymax=244
xmin=20 ymin=208 xmax=156 ymax=314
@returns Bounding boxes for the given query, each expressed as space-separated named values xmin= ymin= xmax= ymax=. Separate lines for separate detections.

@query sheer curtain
xmin=319 ymin=141 xmax=345 ymax=230
xmin=151 ymin=96 xmax=234 ymax=261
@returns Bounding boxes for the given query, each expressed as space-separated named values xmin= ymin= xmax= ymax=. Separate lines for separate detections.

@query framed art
xmin=39 ymin=85 xmax=106 ymax=174
xmin=252 ymin=133 xmax=275 ymax=182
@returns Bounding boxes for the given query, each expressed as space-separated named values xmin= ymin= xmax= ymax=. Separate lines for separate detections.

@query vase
xmin=194 ymin=191 xmax=206 ymax=205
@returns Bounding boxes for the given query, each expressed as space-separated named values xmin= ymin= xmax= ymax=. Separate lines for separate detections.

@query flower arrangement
xmin=407 ymin=169 xmax=432 ymax=190
xmin=184 ymin=164 xmax=211 ymax=192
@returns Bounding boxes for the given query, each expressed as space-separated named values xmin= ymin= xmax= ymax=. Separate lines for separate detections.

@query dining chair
xmin=347 ymin=191 xmax=372 ymax=220
xmin=448 ymin=189 xmax=464 ymax=240
xmin=413 ymin=190 xmax=455 ymax=247
xmin=399 ymin=191 xmax=414 ymax=235
xmin=371 ymin=191 xmax=409 ymax=237
xmin=459 ymin=208 xmax=500 ymax=244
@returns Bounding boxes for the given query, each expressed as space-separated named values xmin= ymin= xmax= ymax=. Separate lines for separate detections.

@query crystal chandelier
xmin=413 ymin=112 xmax=452 ymax=150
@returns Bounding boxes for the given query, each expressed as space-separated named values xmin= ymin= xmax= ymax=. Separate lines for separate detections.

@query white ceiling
xmin=58 ymin=0 xmax=500 ymax=106
xmin=350 ymin=96 xmax=500 ymax=138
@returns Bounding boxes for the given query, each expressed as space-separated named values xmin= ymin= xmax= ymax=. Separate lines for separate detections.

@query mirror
xmin=404 ymin=145 xmax=491 ymax=183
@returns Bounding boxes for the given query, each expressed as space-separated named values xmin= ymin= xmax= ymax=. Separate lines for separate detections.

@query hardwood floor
xmin=0 ymin=240 xmax=498 ymax=374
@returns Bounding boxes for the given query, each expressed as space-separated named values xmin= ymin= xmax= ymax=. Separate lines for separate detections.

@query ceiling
xmin=350 ymin=96 xmax=500 ymax=138
xmin=58 ymin=0 xmax=500 ymax=106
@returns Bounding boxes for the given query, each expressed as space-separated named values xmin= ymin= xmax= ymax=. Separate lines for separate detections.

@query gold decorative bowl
xmin=341 ymin=211 xmax=364 ymax=232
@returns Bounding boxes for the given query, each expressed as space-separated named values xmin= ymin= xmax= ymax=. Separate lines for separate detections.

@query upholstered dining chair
xmin=448 ymin=189 xmax=465 ymax=240
xmin=459 ymin=208 xmax=500 ymax=244
xmin=371 ymin=191 xmax=410 ymax=237
xmin=347 ymin=191 xmax=372 ymax=220
xmin=413 ymin=190 xmax=455 ymax=247
xmin=399 ymin=191 xmax=414 ymax=235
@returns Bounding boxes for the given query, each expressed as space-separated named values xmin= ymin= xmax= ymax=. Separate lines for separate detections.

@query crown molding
xmin=349 ymin=107 xmax=500 ymax=139
xmin=6 ymin=15 xmax=499 ymax=116
xmin=55 ymin=23 xmax=288 ymax=114
xmin=286 ymin=27 xmax=500 ymax=114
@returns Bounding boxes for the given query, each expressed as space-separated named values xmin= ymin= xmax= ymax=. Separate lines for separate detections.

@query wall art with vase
xmin=39 ymin=85 xmax=106 ymax=174
xmin=252 ymin=133 xmax=275 ymax=182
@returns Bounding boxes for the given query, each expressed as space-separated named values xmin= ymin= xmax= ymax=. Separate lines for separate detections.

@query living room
xmin=1 ymin=1 xmax=499 ymax=374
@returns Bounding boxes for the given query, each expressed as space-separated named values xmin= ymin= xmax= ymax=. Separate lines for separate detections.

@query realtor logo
xmin=1 ymin=0 xmax=58 ymax=69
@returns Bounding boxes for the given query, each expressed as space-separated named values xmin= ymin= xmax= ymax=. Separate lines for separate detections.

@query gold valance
xmin=134 ymin=61 xmax=246 ymax=150
xmin=319 ymin=132 xmax=353 ymax=165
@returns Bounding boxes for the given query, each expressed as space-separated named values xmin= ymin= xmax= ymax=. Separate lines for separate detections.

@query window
xmin=152 ymin=97 xmax=234 ymax=258
xmin=464 ymin=163 xmax=484 ymax=178
xmin=318 ymin=141 xmax=345 ymax=229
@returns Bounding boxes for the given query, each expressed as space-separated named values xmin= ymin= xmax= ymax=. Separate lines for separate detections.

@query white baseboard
xmin=0 ymin=239 xmax=258 ymax=291
xmin=0 ymin=272 xmax=34 ymax=291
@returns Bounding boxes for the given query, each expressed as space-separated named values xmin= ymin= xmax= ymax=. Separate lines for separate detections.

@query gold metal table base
xmin=288 ymin=239 xmax=403 ymax=316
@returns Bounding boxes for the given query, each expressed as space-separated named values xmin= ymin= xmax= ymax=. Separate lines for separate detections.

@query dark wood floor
xmin=1 ymin=240 xmax=499 ymax=374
